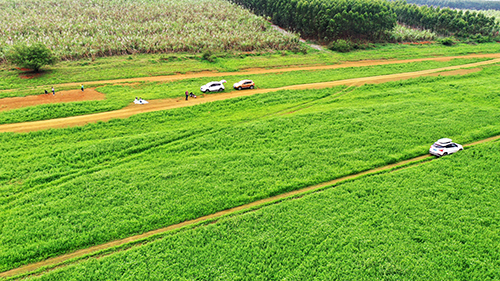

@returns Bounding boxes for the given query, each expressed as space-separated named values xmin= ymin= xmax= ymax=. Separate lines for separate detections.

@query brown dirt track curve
xmin=0 ymin=57 xmax=497 ymax=133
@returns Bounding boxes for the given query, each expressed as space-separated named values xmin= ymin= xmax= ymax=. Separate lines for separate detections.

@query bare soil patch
xmin=0 ymin=89 xmax=105 ymax=112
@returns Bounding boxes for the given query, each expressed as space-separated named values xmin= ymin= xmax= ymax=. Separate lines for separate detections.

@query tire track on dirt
xmin=3 ymin=135 xmax=500 ymax=279
xmin=0 ymin=59 xmax=494 ymax=133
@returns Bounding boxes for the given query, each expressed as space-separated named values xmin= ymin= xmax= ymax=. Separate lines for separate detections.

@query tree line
xmin=392 ymin=1 xmax=498 ymax=36
xmin=398 ymin=0 xmax=500 ymax=11
xmin=230 ymin=0 xmax=499 ymax=41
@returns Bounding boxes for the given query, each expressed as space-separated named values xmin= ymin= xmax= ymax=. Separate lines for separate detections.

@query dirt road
xmin=2 ymin=53 xmax=500 ymax=97
xmin=0 ymin=57 xmax=494 ymax=133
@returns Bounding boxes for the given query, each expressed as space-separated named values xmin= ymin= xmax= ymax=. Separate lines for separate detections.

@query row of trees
xmin=231 ymin=0 xmax=499 ymax=41
xmin=230 ymin=0 xmax=398 ymax=41
xmin=392 ymin=0 xmax=499 ymax=36
xmin=399 ymin=0 xmax=500 ymax=11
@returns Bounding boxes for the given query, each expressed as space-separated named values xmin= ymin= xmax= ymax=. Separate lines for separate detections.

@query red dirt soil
xmin=0 ymin=89 xmax=105 ymax=111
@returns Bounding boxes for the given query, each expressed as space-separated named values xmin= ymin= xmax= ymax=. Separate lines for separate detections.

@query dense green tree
xmin=6 ymin=42 xmax=57 ymax=72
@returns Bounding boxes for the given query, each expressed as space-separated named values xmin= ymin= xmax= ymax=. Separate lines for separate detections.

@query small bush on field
xmin=202 ymin=50 xmax=216 ymax=63
xmin=439 ymin=37 xmax=457 ymax=46
xmin=328 ymin=39 xmax=355 ymax=53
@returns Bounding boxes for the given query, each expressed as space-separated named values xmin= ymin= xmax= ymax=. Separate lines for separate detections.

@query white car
xmin=429 ymin=138 xmax=463 ymax=157
xmin=200 ymin=80 xmax=226 ymax=93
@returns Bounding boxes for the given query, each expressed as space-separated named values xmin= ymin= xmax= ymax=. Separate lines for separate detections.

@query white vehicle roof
xmin=436 ymin=138 xmax=453 ymax=144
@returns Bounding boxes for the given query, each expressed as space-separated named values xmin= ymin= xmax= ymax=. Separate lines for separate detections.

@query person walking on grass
xmin=81 ymin=84 xmax=84 ymax=92
xmin=52 ymin=86 xmax=55 ymax=95
xmin=185 ymin=91 xmax=189 ymax=101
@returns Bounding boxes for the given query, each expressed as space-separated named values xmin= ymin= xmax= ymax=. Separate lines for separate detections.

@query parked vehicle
xmin=429 ymin=138 xmax=463 ymax=157
xmin=233 ymin=79 xmax=255 ymax=90
xmin=201 ymin=80 xmax=226 ymax=93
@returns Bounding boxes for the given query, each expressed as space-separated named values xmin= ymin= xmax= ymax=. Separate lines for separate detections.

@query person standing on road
xmin=52 ymin=86 xmax=55 ymax=95
xmin=81 ymin=84 xmax=84 ymax=92
xmin=185 ymin=91 xmax=189 ymax=101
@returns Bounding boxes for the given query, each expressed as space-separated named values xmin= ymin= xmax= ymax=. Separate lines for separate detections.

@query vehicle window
xmin=445 ymin=144 xmax=454 ymax=148
xmin=433 ymin=143 xmax=444 ymax=148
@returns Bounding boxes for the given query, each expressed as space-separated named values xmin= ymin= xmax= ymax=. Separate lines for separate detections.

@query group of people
xmin=44 ymin=87 xmax=56 ymax=95
xmin=44 ymin=85 xmax=84 ymax=95
xmin=185 ymin=91 xmax=197 ymax=100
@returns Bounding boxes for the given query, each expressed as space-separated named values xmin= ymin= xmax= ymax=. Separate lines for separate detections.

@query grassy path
xmin=0 ymin=57 xmax=498 ymax=133
xmin=2 ymin=134 xmax=500 ymax=279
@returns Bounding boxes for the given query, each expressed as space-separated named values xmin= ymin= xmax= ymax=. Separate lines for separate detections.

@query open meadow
xmin=2 ymin=62 xmax=500 ymax=274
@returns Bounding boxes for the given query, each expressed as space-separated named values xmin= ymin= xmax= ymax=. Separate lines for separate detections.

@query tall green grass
xmin=2 ymin=65 xmax=500 ymax=271
xmin=32 ymin=140 xmax=500 ymax=280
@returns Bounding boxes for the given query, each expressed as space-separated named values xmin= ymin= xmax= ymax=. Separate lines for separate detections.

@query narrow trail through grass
xmin=3 ymin=134 xmax=499 ymax=280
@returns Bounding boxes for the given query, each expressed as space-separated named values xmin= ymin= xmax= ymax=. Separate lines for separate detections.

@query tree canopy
xmin=6 ymin=42 xmax=57 ymax=72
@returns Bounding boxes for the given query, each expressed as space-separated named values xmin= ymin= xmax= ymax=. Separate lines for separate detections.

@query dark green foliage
xmin=5 ymin=43 xmax=57 ymax=72
xmin=202 ymin=50 xmax=216 ymax=62
xmin=390 ymin=0 xmax=499 ymax=37
xmin=230 ymin=0 xmax=397 ymax=41
xmin=402 ymin=0 xmax=500 ymax=11
xmin=328 ymin=39 xmax=355 ymax=52
xmin=439 ymin=36 xmax=457 ymax=45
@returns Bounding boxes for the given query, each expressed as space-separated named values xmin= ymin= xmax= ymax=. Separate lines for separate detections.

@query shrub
xmin=202 ymin=50 xmax=216 ymax=62
xmin=5 ymin=43 xmax=57 ymax=72
xmin=328 ymin=39 xmax=355 ymax=53
xmin=439 ymin=37 xmax=456 ymax=46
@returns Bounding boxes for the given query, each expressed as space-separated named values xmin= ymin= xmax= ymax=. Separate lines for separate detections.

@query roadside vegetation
xmin=30 ymin=140 xmax=500 ymax=280
xmin=2 ymin=64 xmax=500 ymax=272
xmin=0 ymin=57 xmax=489 ymax=124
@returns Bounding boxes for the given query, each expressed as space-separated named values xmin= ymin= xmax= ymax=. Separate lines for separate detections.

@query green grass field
xmin=0 ymin=57 xmax=490 ymax=124
xmin=2 ymin=64 xmax=500 ymax=272
xmin=30 ymin=140 xmax=500 ymax=280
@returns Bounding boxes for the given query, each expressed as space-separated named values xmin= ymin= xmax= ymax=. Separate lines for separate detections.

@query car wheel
xmin=205 ymin=89 xmax=210 ymax=93
xmin=238 ymin=86 xmax=242 ymax=90
xmin=250 ymin=85 xmax=254 ymax=89
xmin=443 ymin=152 xmax=448 ymax=156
